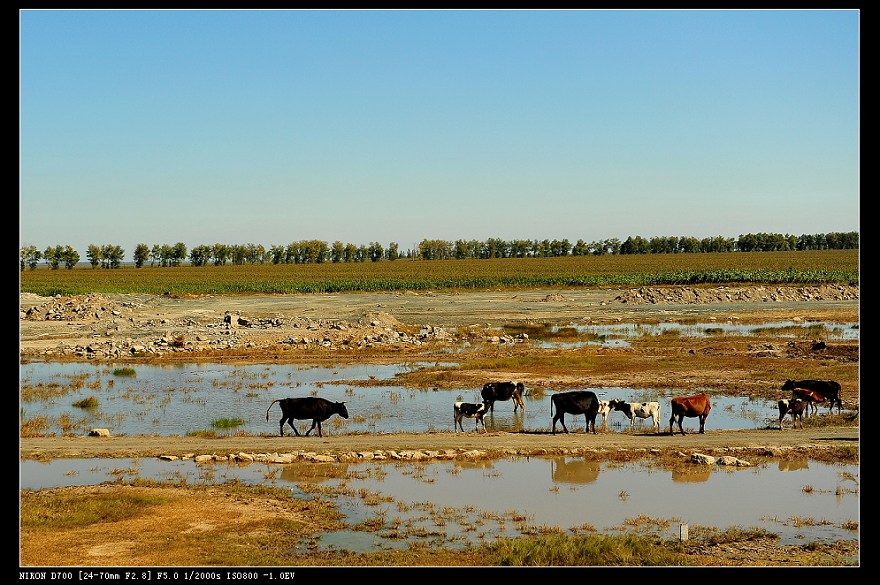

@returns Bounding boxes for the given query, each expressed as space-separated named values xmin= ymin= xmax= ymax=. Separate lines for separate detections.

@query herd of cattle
xmin=266 ymin=378 xmax=843 ymax=437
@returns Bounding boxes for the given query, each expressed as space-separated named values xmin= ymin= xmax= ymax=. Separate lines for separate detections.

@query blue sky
xmin=19 ymin=9 xmax=860 ymax=256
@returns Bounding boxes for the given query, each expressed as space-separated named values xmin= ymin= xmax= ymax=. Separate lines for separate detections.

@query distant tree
xmin=86 ymin=244 xmax=102 ymax=268
xmin=386 ymin=242 xmax=399 ymax=261
xmin=330 ymin=241 xmax=345 ymax=263
xmin=571 ymin=239 xmax=588 ymax=256
xmin=100 ymin=244 xmax=125 ymax=268
xmin=44 ymin=245 xmax=62 ymax=269
xmin=150 ymin=245 xmax=162 ymax=267
xmin=62 ymin=245 xmax=80 ymax=269
xmin=368 ymin=242 xmax=384 ymax=262
xmin=189 ymin=245 xmax=211 ymax=266
xmin=343 ymin=243 xmax=357 ymax=262
xmin=19 ymin=245 xmax=41 ymax=270
xmin=212 ymin=243 xmax=229 ymax=266
xmin=510 ymin=239 xmax=530 ymax=258
xmin=134 ymin=243 xmax=150 ymax=268
xmin=270 ymin=245 xmax=286 ymax=264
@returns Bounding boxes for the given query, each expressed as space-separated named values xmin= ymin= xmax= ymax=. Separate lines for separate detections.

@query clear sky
xmin=20 ymin=9 xmax=860 ymax=256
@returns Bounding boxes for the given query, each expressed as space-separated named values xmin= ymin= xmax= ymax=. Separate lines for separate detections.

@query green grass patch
xmin=210 ymin=417 xmax=245 ymax=430
xmin=20 ymin=490 xmax=165 ymax=529
xmin=478 ymin=533 xmax=691 ymax=566
xmin=72 ymin=395 xmax=99 ymax=409
xmin=112 ymin=367 xmax=137 ymax=377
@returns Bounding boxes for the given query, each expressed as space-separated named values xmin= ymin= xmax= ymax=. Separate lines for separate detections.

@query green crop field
xmin=18 ymin=249 xmax=859 ymax=297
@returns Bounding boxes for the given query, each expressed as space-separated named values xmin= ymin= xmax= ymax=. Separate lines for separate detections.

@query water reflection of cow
xmin=778 ymin=459 xmax=809 ymax=472
xmin=671 ymin=466 xmax=712 ymax=483
xmin=550 ymin=458 xmax=600 ymax=484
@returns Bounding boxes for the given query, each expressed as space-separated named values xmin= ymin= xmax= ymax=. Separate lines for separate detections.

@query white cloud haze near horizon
xmin=20 ymin=9 xmax=859 ymax=256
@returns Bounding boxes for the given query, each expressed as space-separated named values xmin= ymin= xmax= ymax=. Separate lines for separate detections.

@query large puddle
xmin=20 ymin=361 xmax=812 ymax=436
xmin=20 ymin=317 xmax=860 ymax=557
xmin=20 ymin=455 xmax=859 ymax=552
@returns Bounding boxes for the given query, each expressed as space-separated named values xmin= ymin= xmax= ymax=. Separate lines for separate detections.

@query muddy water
xmin=20 ymin=361 xmax=794 ymax=437
xmin=19 ymin=455 xmax=859 ymax=552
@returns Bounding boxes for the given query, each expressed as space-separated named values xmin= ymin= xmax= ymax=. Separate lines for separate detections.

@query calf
xmin=608 ymin=399 xmax=662 ymax=433
xmin=668 ymin=393 xmax=711 ymax=436
xmin=596 ymin=400 xmax=612 ymax=428
xmin=781 ymin=379 xmax=842 ymax=414
xmin=481 ymin=381 xmax=526 ymax=413
xmin=266 ymin=397 xmax=349 ymax=437
xmin=551 ymin=390 xmax=599 ymax=435
xmin=790 ymin=387 xmax=826 ymax=417
xmin=778 ymin=398 xmax=807 ymax=430
xmin=454 ymin=401 xmax=489 ymax=432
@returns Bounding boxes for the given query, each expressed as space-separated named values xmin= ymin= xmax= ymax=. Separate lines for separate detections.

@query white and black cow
xmin=781 ymin=379 xmax=842 ymax=414
xmin=454 ymin=401 xmax=489 ymax=432
xmin=550 ymin=390 xmax=600 ymax=435
xmin=481 ymin=381 xmax=526 ymax=413
xmin=608 ymin=399 xmax=662 ymax=433
xmin=266 ymin=397 xmax=349 ymax=437
xmin=778 ymin=398 xmax=807 ymax=430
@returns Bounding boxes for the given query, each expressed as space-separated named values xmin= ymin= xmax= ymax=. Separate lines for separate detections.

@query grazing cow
xmin=608 ymin=399 xmax=662 ymax=433
xmin=266 ymin=397 xmax=349 ymax=437
xmin=790 ymin=387 xmax=827 ymax=417
xmin=781 ymin=379 xmax=842 ymax=414
xmin=778 ymin=398 xmax=807 ymax=430
xmin=454 ymin=401 xmax=489 ymax=432
xmin=668 ymin=393 xmax=711 ymax=436
xmin=596 ymin=400 xmax=612 ymax=427
xmin=481 ymin=381 xmax=526 ymax=413
xmin=550 ymin=390 xmax=599 ymax=435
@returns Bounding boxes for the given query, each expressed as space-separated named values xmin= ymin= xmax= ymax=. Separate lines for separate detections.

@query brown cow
xmin=791 ymin=387 xmax=826 ymax=417
xmin=668 ymin=393 xmax=711 ymax=435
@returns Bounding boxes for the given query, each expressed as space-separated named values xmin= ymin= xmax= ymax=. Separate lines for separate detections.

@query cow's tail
xmin=266 ymin=399 xmax=280 ymax=422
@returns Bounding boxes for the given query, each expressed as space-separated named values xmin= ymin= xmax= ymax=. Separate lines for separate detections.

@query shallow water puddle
xmin=20 ymin=361 xmax=809 ymax=437
xmin=20 ymin=455 xmax=858 ymax=552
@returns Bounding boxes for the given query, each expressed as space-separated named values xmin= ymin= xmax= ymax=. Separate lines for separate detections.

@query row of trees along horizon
xmin=19 ymin=231 xmax=859 ymax=270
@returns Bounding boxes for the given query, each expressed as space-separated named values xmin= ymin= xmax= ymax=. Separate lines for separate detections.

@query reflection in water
xmin=778 ymin=459 xmax=810 ymax=472
xmin=671 ymin=466 xmax=713 ymax=483
xmin=20 ymin=455 xmax=859 ymax=552
xmin=550 ymin=457 xmax=600 ymax=484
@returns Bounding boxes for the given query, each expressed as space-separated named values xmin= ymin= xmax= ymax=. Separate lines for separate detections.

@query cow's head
xmin=608 ymin=399 xmax=624 ymax=411
xmin=781 ymin=379 xmax=796 ymax=391
xmin=336 ymin=401 xmax=350 ymax=419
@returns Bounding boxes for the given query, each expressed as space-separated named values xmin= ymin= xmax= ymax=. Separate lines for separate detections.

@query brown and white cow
xmin=668 ymin=393 xmax=711 ymax=436
xmin=778 ymin=398 xmax=807 ymax=430
xmin=790 ymin=387 xmax=827 ymax=417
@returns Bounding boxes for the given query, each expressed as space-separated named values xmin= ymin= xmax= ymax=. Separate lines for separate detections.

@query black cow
xmin=781 ymin=379 xmax=842 ymax=414
xmin=266 ymin=397 xmax=349 ymax=437
xmin=454 ymin=401 xmax=489 ymax=432
xmin=481 ymin=381 xmax=526 ymax=413
xmin=550 ymin=390 xmax=599 ymax=435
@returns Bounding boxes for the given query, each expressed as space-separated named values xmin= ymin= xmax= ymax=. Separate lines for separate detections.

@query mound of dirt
xmin=614 ymin=284 xmax=858 ymax=305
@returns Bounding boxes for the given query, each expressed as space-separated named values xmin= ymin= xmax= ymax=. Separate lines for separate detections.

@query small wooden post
xmin=680 ymin=523 xmax=689 ymax=541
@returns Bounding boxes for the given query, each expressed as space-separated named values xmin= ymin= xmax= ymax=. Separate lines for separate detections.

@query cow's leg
xmin=279 ymin=417 xmax=286 ymax=437
xmin=316 ymin=420 xmax=323 ymax=437
xmin=677 ymin=415 xmax=687 ymax=435
xmin=304 ymin=419 xmax=317 ymax=436
xmin=287 ymin=419 xmax=301 ymax=436
xmin=698 ymin=415 xmax=706 ymax=434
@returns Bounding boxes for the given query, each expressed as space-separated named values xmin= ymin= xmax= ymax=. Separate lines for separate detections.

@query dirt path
xmin=20 ymin=427 xmax=859 ymax=461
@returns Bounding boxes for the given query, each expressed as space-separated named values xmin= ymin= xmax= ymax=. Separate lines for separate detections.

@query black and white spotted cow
xmin=454 ymin=401 xmax=489 ymax=432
